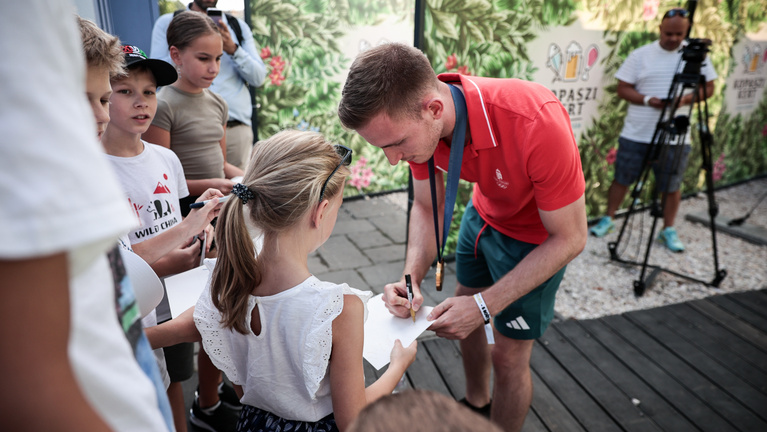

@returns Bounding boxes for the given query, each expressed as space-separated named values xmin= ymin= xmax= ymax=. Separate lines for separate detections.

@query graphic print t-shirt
xmin=107 ymin=142 xmax=189 ymax=245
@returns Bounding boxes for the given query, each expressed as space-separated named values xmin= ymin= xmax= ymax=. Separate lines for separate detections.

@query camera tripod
xmin=607 ymin=38 xmax=727 ymax=297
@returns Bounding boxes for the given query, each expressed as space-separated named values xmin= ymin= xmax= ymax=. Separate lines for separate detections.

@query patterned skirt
xmin=237 ymin=405 xmax=338 ymax=432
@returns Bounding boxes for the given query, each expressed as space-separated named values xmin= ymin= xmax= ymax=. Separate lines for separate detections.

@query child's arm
xmin=142 ymin=125 xmax=170 ymax=148
xmin=131 ymin=189 xmax=223 ymax=266
xmin=219 ymin=134 xmax=245 ymax=178
xmin=187 ymin=178 xmax=236 ymax=196
xmin=0 ymin=254 xmax=113 ymax=431
xmin=144 ymin=306 xmax=200 ymax=349
xmin=329 ymin=295 xmax=418 ymax=431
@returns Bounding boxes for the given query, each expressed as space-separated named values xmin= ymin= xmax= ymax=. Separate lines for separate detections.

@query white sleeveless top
xmin=194 ymin=276 xmax=372 ymax=421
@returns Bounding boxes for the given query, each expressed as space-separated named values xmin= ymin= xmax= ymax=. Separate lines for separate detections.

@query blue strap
xmin=428 ymin=84 xmax=468 ymax=262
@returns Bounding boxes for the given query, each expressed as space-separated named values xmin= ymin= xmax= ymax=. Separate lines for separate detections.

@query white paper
xmin=163 ymin=259 xmax=215 ymax=318
xmin=363 ymin=293 xmax=434 ymax=370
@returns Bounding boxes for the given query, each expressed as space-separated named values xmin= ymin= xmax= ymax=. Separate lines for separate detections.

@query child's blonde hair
xmin=211 ymin=130 xmax=350 ymax=334
xmin=76 ymin=15 xmax=125 ymax=77
xmin=166 ymin=10 xmax=220 ymax=52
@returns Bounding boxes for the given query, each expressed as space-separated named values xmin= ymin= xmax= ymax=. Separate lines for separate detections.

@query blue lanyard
xmin=428 ymin=84 xmax=467 ymax=288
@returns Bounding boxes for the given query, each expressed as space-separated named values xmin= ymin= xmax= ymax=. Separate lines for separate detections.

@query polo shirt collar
xmin=438 ymin=73 xmax=498 ymax=151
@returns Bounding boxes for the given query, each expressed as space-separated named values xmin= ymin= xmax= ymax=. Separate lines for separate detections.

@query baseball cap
xmin=122 ymin=45 xmax=178 ymax=86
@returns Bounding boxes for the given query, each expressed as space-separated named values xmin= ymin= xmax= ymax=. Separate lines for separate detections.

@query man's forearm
xmin=403 ymin=201 xmax=440 ymax=285
xmin=482 ymin=232 xmax=582 ymax=317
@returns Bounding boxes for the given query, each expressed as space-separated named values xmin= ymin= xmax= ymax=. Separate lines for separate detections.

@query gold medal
xmin=435 ymin=259 xmax=444 ymax=291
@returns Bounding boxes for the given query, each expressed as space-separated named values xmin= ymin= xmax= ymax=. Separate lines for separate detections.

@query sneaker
xmin=589 ymin=216 xmax=615 ymax=237
xmin=189 ymin=397 xmax=240 ymax=432
xmin=657 ymin=227 xmax=685 ymax=252
xmin=218 ymin=382 xmax=242 ymax=411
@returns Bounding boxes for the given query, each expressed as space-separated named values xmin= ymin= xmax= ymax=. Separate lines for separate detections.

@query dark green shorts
xmin=455 ymin=201 xmax=565 ymax=340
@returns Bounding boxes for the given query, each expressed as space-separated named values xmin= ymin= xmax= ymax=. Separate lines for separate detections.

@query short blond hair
xmin=76 ymin=15 xmax=125 ymax=77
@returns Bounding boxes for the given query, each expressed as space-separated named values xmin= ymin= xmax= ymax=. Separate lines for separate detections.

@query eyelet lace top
xmin=194 ymin=275 xmax=372 ymax=422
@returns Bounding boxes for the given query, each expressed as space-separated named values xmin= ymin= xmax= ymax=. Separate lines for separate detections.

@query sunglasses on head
xmin=663 ymin=9 xmax=689 ymax=19
xmin=319 ymin=144 xmax=353 ymax=202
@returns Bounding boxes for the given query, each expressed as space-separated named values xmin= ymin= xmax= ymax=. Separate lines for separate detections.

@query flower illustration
xmin=712 ymin=153 xmax=726 ymax=182
xmin=605 ymin=147 xmax=617 ymax=165
xmin=348 ymin=157 xmax=374 ymax=192
xmin=642 ymin=0 xmax=659 ymax=21
xmin=445 ymin=54 xmax=457 ymax=70
xmin=457 ymin=65 xmax=471 ymax=75
xmin=260 ymin=46 xmax=271 ymax=59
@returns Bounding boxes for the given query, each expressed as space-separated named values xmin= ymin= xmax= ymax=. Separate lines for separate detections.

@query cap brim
xmin=126 ymin=57 xmax=178 ymax=87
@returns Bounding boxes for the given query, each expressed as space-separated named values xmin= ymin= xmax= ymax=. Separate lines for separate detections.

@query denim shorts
xmin=614 ymin=137 xmax=691 ymax=193
xmin=455 ymin=201 xmax=565 ymax=340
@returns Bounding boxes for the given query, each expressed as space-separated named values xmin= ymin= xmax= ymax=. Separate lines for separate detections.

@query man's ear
xmin=424 ymin=96 xmax=444 ymax=120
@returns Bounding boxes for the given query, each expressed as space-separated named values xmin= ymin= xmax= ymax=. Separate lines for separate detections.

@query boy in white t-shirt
xmin=102 ymin=45 xmax=239 ymax=432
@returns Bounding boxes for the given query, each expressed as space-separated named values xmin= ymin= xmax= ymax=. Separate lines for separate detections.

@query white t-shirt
xmin=0 ymin=2 xmax=170 ymax=431
xmin=616 ymin=40 xmax=717 ymax=144
xmin=195 ymin=276 xmax=372 ymax=422
xmin=106 ymin=141 xmax=189 ymax=245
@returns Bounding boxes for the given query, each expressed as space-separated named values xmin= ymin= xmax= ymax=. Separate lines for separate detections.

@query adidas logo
xmin=505 ymin=316 xmax=530 ymax=330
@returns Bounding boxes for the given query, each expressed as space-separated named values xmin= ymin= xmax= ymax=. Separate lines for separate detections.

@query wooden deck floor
xmin=365 ymin=289 xmax=767 ymax=431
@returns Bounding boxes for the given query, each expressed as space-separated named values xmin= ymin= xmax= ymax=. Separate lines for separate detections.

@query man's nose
xmin=384 ymin=148 xmax=401 ymax=165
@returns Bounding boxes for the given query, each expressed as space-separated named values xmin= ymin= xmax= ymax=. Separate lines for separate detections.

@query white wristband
xmin=643 ymin=95 xmax=652 ymax=106
xmin=473 ymin=293 xmax=495 ymax=345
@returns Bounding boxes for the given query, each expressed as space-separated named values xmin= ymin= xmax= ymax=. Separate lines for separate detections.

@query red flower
xmin=269 ymin=56 xmax=285 ymax=72
xmin=605 ymin=147 xmax=617 ymax=165
xmin=713 ymin=153 xmax=726 ymax=182
xmin=269 ymin=70 xmax=285 ymax=86
xmin=260 ymin=46 xmax=271 ymax=59
xmin=457 ymin=65 xmax=471 ymax=75
xmin=445 ymin=54 xmax=457 ymax=70
xmin=762 ymin=124 xmax=767 ymax=137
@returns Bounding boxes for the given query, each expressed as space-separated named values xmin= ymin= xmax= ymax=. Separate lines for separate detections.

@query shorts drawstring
xmin=475 ymin=222 xmax=489 ymax=259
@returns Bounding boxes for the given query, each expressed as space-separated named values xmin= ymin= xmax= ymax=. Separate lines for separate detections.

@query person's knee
xmin=490 ymin=338 xmax=532 ymax=381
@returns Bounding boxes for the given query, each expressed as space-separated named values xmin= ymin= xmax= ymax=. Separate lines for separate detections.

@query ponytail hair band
xmin=232 ymin=183 xmax=255 ymax=205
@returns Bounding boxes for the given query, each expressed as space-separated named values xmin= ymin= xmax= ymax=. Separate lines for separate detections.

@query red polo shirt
xmin=409 ymin=73 xmax=584 ymax=244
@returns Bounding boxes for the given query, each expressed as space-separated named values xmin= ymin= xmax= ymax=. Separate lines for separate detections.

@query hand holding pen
xmin=406 ymin=274 xmax=415 ymax=322
xmin=382 ymin=274 xmax=423 ymax=319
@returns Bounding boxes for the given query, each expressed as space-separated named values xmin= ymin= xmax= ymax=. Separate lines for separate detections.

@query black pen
xmin=189 ymin=195 xmax=230 ymax=209
xmin=405 ymin=274 xmax=415 ymax=323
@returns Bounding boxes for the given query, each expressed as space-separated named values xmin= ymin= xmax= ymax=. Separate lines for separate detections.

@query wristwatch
xmin=643 ymin=95 xmax=652 ymax=106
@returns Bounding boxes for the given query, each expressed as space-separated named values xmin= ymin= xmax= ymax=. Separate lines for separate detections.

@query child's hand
xmin=390 ymin=339 xmax=417 ymax=371
xmin=211 ymin=179 xmax=236 ymax=195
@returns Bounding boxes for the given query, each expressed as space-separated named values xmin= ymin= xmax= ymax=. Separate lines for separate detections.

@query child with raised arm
xmin=143 ymin=11 xmax=243 ymax=213
xmin=194 ymin=130 xmax=418 ymax=431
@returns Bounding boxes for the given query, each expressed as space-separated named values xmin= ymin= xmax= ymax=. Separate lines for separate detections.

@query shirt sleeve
xmin=228 ymin=17 xmax=267 ymax=88
xmin=150 ymin=14 xmax=173 ymax=64
xmin=151 ymin=97 xmax=173 ymax=132
xmin=525 ymin=101 xmax=585 ymax=211
xmin=614 ymin=50 xmax=640 ymax=85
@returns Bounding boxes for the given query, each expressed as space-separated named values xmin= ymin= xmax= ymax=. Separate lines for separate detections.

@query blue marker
xmin=189 ymin=195 xmax=230 ymax=209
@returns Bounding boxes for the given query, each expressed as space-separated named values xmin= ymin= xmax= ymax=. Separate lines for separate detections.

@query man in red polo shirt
xmin=338 ymin=43 xmax=587 ymax=431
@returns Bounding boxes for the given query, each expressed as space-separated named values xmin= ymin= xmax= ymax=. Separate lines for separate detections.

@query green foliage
xmin=158 ymin=0 xmax=184 ymax=15
xmin=712 ymin=92 xmax=767 ymax=184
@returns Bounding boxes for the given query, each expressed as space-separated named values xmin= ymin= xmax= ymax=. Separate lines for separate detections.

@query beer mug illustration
xmin=565 ymin=42 xmax=582 ymax=82
xmin=749 ymin=45 xmax=760 ymax=72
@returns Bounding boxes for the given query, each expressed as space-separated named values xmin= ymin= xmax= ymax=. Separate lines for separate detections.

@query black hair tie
xmin=232 ymin=183 xmax=255 ymax=205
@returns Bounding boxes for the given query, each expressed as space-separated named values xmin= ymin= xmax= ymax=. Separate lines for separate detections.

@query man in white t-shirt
xmin=590 ymin=8 xmax=717 ymax=252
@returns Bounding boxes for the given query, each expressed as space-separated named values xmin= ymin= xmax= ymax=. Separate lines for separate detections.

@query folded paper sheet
xmin=163 ymin=259 xmax=214 ymax=318
xmin=363 ymin=293 xmax=434 ymax=370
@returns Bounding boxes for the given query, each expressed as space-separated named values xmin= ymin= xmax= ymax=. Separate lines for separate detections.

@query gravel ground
xmin=379 ymin=177 xmax=767 ymax=320
xmin=557 ymin=177 xmax=767 ymax=319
